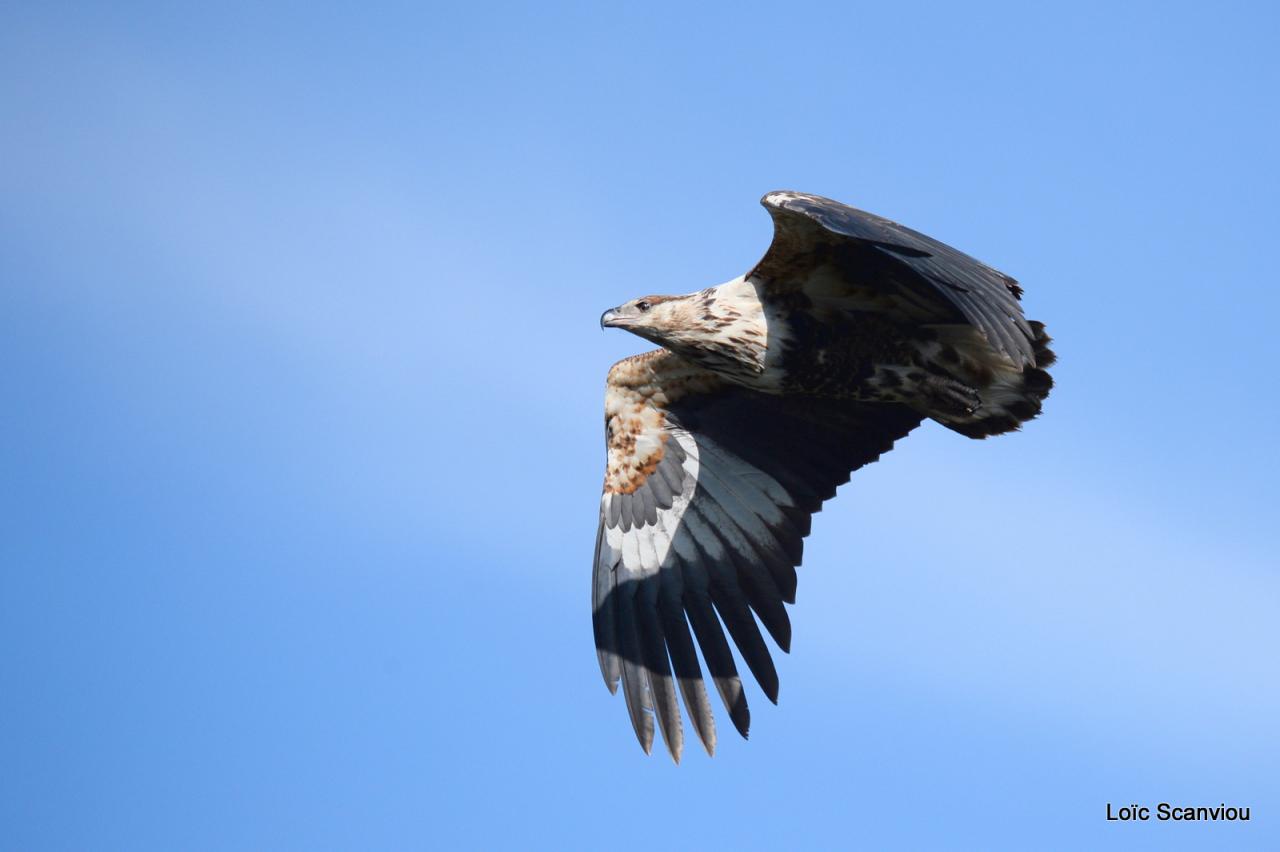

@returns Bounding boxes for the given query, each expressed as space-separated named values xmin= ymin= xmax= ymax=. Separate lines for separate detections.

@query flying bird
xmin=593 ymin=191 xmax=1054 ymax=761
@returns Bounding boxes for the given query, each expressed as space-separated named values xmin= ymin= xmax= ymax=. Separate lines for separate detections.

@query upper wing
xmin=593 ymin=352 xmax=923 ymax=760
xmin=754 ymin=190 xmax=1036 ymax=367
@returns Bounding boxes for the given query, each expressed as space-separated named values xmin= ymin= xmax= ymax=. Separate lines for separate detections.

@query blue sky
xmin=2 ymin=2 xmax=1278 ymax=849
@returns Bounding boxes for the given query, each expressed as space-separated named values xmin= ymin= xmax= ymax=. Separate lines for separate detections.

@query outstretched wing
xmin=593 ymin=352 xmax=922 ymax=761
xmin=754 ymin=190 xmax=1037 ymax=367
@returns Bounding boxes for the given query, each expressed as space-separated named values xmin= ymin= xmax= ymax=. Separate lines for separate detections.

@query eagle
xmin=593 ymin=191 xmax=1054 ymax=761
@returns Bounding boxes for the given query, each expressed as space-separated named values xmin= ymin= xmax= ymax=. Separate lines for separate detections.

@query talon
xmin=921 ymin=375 xmax=982 ymax=419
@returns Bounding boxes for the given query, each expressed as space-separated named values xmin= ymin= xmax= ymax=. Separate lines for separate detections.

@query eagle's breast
xmin=666 ymin=276 xmax=793 ymax=392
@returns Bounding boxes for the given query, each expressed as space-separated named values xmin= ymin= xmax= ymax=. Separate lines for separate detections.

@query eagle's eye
xmin=635 ymin=300 xmax=651 ymax=313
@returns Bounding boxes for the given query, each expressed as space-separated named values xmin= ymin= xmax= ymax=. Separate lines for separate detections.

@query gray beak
xmin=600 ymin=308 xmax=620 ymax=329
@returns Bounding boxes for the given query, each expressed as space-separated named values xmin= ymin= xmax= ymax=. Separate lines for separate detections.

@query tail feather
xmin=939 ymin=321 xmax=1055 ymax=439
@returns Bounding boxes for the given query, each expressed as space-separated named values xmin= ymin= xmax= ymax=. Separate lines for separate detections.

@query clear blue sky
xmin=2 ymin=2 xmax=1277 ymax=849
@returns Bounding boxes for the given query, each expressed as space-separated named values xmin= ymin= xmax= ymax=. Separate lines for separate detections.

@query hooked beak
xmin=600 ymin=307 xmax=621 ymax=329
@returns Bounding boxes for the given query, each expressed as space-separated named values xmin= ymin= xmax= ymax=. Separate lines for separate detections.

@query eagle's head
xmin=599 ymin=294 xmax=698 ymax=347
xmin=600 ymin=278 xmax=769 ymax=375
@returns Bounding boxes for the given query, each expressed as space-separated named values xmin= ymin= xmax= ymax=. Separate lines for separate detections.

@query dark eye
xmin=636 ymin=300 xmax=651 ymax=313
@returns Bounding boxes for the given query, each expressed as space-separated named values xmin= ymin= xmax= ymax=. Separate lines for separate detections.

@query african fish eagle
xmin=593 ymin=191 xmax=1054 ymax=760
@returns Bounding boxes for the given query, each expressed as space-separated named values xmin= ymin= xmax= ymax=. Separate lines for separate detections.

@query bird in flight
xmin=593 ymin=191 xmax=1054 ymax=761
